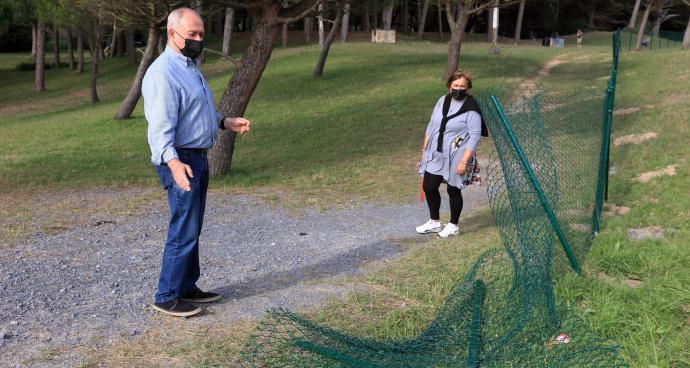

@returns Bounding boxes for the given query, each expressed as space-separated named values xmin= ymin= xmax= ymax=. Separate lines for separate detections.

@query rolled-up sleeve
xmin=143 ymin=71 xmax=180 ymax=165
xmin=465 ymin=111 xmax=482 ymax=152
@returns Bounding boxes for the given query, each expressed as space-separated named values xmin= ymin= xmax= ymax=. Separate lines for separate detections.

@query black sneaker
xmin=151 ymin=298 xmax=202 ymax=317
xmin=181 ymin=288 xmax=222 ymax=303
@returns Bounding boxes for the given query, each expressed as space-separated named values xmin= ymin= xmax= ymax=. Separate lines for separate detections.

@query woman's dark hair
xmin=446 ymin=70 xmax=473 ymax=89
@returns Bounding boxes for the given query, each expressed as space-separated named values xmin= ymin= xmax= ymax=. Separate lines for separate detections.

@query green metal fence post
xmin=604 ymin=31 xmax=620 ymax=202
xmin=595 ymin=85 xmax=613 ymax=230
xmin=490 ymin=95 xmax=582 ymax=275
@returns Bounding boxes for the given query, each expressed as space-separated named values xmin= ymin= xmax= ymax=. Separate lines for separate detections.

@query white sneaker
xmin=416 ymin=219 xmax=443 ymax=234
xmin=438 ymin=223 xmax=460 ymax=238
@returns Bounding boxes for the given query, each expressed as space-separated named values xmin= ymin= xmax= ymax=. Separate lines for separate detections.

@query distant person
xmin=576 ymin=29 xmax=584 ymax=48
xmin=641 ymin=35 xmax=651 ymax=47
xmin=142 ymin=7 xmax=251 ymax=317
xmin=416 ymin=71 xmax=488 ymax=238
xmin=550 ymin=32 xmax=563 ymax=47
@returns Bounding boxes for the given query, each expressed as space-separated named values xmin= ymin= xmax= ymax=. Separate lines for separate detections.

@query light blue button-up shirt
xmin=142 ymin=46 xmax=222 ymax=165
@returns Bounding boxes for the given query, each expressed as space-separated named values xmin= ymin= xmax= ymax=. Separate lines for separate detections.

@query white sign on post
xmin=492 ymin=7 xmax=498 ymax=29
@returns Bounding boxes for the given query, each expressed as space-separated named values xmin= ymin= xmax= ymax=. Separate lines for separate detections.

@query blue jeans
xmin=154 ymin=150 xmax=209 ymax=303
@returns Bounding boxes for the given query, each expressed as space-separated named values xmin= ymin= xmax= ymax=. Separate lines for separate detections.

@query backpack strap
xmin=442 ymin=94 xmax=452 ymax=118
xmin=436 ymin=94 xmax=453 ymax=152
xmin=436 ymin=95 xmax=488 ymax=152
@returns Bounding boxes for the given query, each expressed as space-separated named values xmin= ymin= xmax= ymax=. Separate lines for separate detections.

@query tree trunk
xmin=315 ymin=3 xmax=344 ymax=77
xmin=402 ymin=0 xmax=409 ymax=33
xmin=77 ymin=31 xmax=84 ymax=73
xmin=109 ymin=20 xmax=119 ymax=57
xmin=116 ymin=30 xmax=124 ymax=57
xmin=35 ymin=21 xmax=46 ymax=92
xmin=555 ymin=0 xmax=560 ymax=24
xmin=209 ymin=5 xmax=280 ymax=176
xmin=318 ymin=2 xmax=325 ymax=45
xmin=32 ymin=22 xmax=37 ymax=61
xmin=416 ymin=0 xmax=421 ymax=35
xmin=437 ymin=1 xmax=443 ymax=39
xmin=195 ymin=0 xmax=205 ymax=63
xmin=341 ymin=2 xmax=350 ymax=42
xmin=628 ymin=0 xmax=642 ymax=29
xmin=382 ymin=1 xmax=394 ymax=30
xmin=444 ymin=4 xmax=467 ymax=80
xmin=282 ymin=22 xmax=289 ymax=47
xmin=222 ymin=7 xmax=234 ymax=56
xmin=652 ymin=15 xmax=662 ymax=36
xmin=114 ymin=26 xmax=161 ymax=119
xmin=89 ymin=35 xmax=100 ymax=103
xmin=91 ymin=57 xmax=99 ymax=103
xmin=486 ymin=6 xmax=492 ymax=42
xmin=304 ymin=16 xmax=313 ymax=42
xmin=158 ymin=33 xmax=165 ymax=54
xmin=113 ymin=31 xmax=121 ymax=57
xmin=417 ymin=0 xmax=431 ymax=39
xmin=588 ymin=4 xmax=596 ymax=29
xmin=67 ymin=27 xmax=74 ymax=70
xmin=126 ymin=30 xmax=136 ymax=65
xmin=363 ymin=0 xmax=370 ymax=34
xmin=52 ymin=26 xmax=61 ymax=68
xmin=513 ymin=0 xmax=526 ymax=44
xmin=91 ymin=61 xmax=99 ymax=103
xmin=215 ymin=12 xmax=224 ymax=34
xmin=683 ymin=17 xmax=690 ymax=50
xmin=634 ymin=5 xmax=652 ymax=51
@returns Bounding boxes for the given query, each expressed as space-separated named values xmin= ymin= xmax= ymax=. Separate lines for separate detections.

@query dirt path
xmin=507 ymin=54 xmax=569 ymax=109
xmin=0 ymin=184 xmax=489 ymax=367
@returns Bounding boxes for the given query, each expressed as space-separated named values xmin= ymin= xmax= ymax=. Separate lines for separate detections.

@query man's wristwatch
xmin=219 ymin=116 xmax=226 ymax=130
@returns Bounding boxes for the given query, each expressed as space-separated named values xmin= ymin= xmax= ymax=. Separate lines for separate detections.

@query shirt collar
xmin=164 ymin=46 xmax=197 ymax=67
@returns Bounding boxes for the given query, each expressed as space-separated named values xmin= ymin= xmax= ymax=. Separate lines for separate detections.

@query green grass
xmin=555 ymin=47 xmax=690 ymax=367
xmin=0 ymin=32 xmax=555 ymax=202
xmin=2 ymin=32 xmax=688 ymax=366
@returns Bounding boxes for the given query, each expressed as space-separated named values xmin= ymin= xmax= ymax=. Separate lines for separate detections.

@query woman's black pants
xmin=423 ymin=171 xmax=463 ymax=225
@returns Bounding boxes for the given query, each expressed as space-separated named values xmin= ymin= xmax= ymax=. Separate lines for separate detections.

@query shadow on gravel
xmin=215 ymin=239 xmax=406 ymax=300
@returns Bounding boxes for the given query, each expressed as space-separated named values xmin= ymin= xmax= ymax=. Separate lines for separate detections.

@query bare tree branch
xmin=204 ymin=47 xmax=240 ymax=66
xmin=278 ymin=0 xmax=321 ymax=23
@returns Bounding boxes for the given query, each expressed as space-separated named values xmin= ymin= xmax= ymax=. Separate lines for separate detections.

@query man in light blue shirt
xmin=142 ymin=7 xmax=250 ymax=317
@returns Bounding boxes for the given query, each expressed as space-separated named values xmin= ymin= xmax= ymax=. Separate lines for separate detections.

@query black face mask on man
xmin=451 ymin=88 xmax=467 ymax=100
xmin=174 ymin=30 xmax=204 ymax=59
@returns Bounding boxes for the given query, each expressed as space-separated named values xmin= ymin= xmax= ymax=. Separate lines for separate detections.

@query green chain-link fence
xmin=626 ymin=27 xmax=685 ymax=50
xmin=236 ymin=32 xmax=624 ymax=367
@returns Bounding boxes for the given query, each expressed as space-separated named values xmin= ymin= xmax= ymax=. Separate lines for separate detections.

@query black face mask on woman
xmin=451 ymin=88 xmax=467 ymax=100
xmin=174 ymin=30 xmax=204 ymax=59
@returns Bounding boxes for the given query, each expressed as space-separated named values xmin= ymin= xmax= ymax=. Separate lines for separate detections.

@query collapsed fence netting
xmin=237 ymin=32 xmax=625 ymax=367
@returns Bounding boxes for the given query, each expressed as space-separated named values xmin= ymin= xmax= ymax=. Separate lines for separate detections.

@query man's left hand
xmin=224 ymin=117 xmax=251 ymax=134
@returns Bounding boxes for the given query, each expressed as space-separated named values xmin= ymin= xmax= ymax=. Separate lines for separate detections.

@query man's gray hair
xmin=167 ymin=7 xmax=201 ymax=31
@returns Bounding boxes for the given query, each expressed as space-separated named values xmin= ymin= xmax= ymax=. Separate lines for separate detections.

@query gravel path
xmin=0 ymin=184 xmax=488 ymax=367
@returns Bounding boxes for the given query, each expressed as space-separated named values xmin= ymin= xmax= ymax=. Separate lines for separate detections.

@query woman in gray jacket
xmin=416 ymin=71 xmax=487 ymax=237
